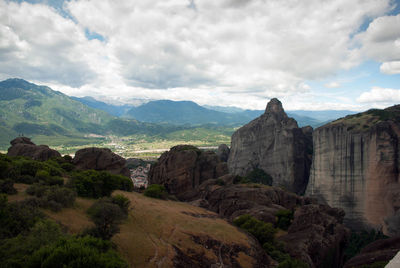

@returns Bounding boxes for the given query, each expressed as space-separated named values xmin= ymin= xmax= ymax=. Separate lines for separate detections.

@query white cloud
xmin=357 ymin=87 xmax=400 ymax=105
xmin=0 ymin=0 xmax=396 ymax=110
xmin=355 ymin=14 xmax=400 ymax=75
xmin=380 ymin=61 xmax=400 ymax=74
xmin=324 ymin=82 xmax=341 ymax=88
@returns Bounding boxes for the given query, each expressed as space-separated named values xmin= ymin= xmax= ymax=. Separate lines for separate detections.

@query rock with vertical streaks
xmin=306 ymin=106 xmax=400 ymax=234
xmin=228 ymin=98 xmax=312 ymax=194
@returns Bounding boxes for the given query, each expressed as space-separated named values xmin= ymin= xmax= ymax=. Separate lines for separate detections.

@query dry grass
xmin=44 ymin=197 xmax=95 ymax=234
xmin=8 ymin=185 xmax=258 ymax=267
xmin=111 ymin=190 xmax=253 ymax=268
xmin=7 ymin=183 xmax=30 ymax=202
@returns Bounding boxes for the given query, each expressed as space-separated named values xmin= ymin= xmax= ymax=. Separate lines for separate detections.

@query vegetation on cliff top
xmin=329 ymin=105 xmax=400 ymax=132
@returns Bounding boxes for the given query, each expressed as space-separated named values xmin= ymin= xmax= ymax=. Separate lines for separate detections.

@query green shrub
xmin=111 ymin=194 xmax=131 ymax=214
xmin=0 ymin=160 xmax=9 ymax=179
xmin=0 ymin=179 xmax=17 ymax=194
xmin=87 ymin=199 xmax=126 ymax=240
xmin=34 ymin=170 xmax=63 ymax=186
xmin=244 ymin=168 xmax=273 ymax=186
xmin=215 ymin=178 xmax=225 ymax=186
xmin=233 ymin=214 xmax=276 ymax=245
xmin=0 ymin=195 xmax=43 ymax=239
xmin=277 ymin=258 xmax=309 ymax=268
xmin=27 ymin=235 xmax=128 ymax=268
xmin=275 ymin=210 xmax=294 ymax=230
xmin=0 ymin=219 xmax=64 ymax=267
xmin=15 ymin=174 xmax=37 ymax=184
xmin=344 ymin=229 xmax=388 ymax=261
xmin=60 ymin=162 xmax=74 ymax=172
xmin=144 ymin=184 xmax=167 ymax=199
xmin=26 ymin=184 xmax=76 ymax=211
xmin=71 ymin=170 xmax=132 ymax=198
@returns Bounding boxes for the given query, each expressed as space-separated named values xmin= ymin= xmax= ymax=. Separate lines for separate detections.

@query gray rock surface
xmin=306 ymin=106 xmax=400 ymax=234
xmin=148 ymin=145 xmax=228 ymax=199
xmin=228 ymin=98 xmax=312 ymax=194
xmin=216 ymin=144 xmax=230 ymax=162
xmin=73 ymin=147 xmax=130 ymax=177
xmin=7 ymin=137 xmax=61 ymax=161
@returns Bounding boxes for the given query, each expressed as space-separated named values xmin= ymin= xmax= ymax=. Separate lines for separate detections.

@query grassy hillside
xmin=9 ymin=184 xmax=260 ymax=267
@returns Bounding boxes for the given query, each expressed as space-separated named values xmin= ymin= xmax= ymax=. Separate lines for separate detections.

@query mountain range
xmin=0 ymin=79 xmax=184 ymax=148
xmin=72 ymin=96 xmax=356 ymax=127
xmin=0 ymin=78 xmax=356 ymax=149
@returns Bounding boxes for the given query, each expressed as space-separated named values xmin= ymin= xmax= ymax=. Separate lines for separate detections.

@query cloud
xmin=357 ymin=87 xmax=400 ymax=105
xmin=355 ymin=14 xmax=400 ymax=74
xmin=0 ymin=1 xmax=100 ymax=87
xmin=65 ymin=0 xmax=392 ymax=92
xmin=0 ymin=0 xmax=396 ymax=110
xmin=380 ymin=61 xmax=400 ymax=74
xmin=324 ymin=82 xmax=341 ymax=88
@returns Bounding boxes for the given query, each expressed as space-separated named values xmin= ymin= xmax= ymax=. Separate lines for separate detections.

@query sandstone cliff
xmin=228 ymin=98 xmax=312 ymax=194
xmin=306 ymin=106 xmax=400 ymax=235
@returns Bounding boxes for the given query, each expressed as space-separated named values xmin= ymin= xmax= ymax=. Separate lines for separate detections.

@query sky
xmin=0 ymin=0 xmax=399 ymax=111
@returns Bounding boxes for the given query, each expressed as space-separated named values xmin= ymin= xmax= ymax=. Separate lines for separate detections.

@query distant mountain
xmin=287 ymin=110 xmax=357 ymax=122
xmin=71 ymin=96 xmax=133 ymax=117
xmin=125 ymin=100 xmax=253 ymax=126
xmin=0 ymin=79 xmax=184 ymax=148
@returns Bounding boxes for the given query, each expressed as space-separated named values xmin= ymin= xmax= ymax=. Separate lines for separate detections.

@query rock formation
xmin=73 ymin=147 xmax=130 ymax=177
xmin=148 ymin=145 xmax=228 ymax=199
xmin=306 ymin=106 xmax=400 ymax=234
xmin=183 ymin=177 xmax=349 ymax=268
xmin=216 ymin=144 xmax=230 ymax=162
xmin=7 ymin=137 xmax=61 ymax=161
xmin=228 ymin=98 xmax=312 ymax=194
xmin=344 ymin=236 xmax=400 ymax=268
xmin=279 ymin=204 xmax=349 ymax=268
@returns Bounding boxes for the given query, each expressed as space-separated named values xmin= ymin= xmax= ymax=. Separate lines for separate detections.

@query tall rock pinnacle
xmin=228 ymin=98 xmax=313 ymax=194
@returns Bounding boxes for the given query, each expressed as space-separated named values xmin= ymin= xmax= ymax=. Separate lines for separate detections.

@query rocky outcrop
xmin=73 ymin=147 xmax=130 ymax=177
xmin=184 ymin=178 xmax=349 ymax=268
xmin=216 ymin=144 xmax=230 ymax=162
xmin=279 ymin=204 xmax=350 ymax=268
xmin=228 ymin=98 xmax=312 ymax=194
xmin=185 ymin=178 xmax=311 ymax=222
xmin=344 ymin=236 xmax=400 ymax=268
xmin=148 ymin=145 xmax=228 ymax=199
xmin=7 ymin=137 xmax=61 ymax=161
xmin=306 ymin=106 xmax=400 ymax=234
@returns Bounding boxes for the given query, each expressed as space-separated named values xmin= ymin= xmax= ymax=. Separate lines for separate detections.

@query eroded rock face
xmin=148 ymin=145 xmax=228 ymax=199
xmin=173 ymin=234 xmax=271 ymax=268
xmin=216 ymin=144 xmax=230 ymax=162
xmin=73 ymin=147 xmax=130 ymax=177
xmin=228 ymin=98 xmax=312 ymax=194
xmin=7 ymin=137 xmax=61 ymax=161
xmin=344 ymin=236 xmax=400 ymax=268
xmin=306 ymin=107 xmax=400 ymax=234
xmin=279 ymin=204 xmax=350 ymax=268
xmin=184 ymin=178 xmax=349 ymax=268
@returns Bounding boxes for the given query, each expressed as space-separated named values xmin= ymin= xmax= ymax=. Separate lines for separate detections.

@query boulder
xmin=228 ymin=98 xmax=312 ymax=194
xmin=73 ymin=147 xmax=130 ymax=177
xmin=344 ymin=236 xmax=400 ymax=268
xmin=216 ymin=144 xmax=230 ymax=162
xmin=7 ymin=137 xmax=61 ymax=161
xmin=148 ymin=145 xmax=228 ymax=199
